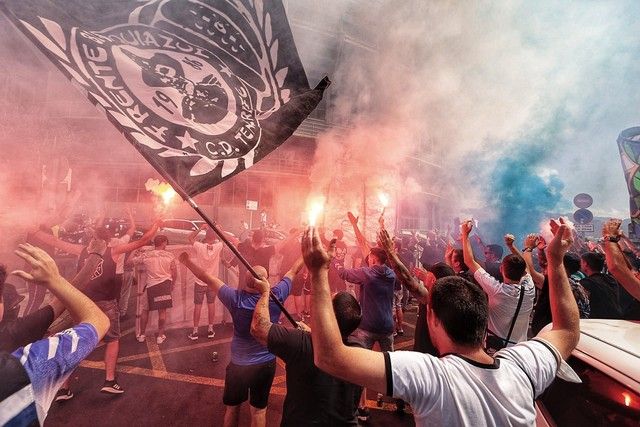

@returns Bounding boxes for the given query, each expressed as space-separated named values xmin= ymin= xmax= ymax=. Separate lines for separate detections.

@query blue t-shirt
xmin=339 ymin=265 xmax=396 ymax=334
xmin=4 ymin=323 xmax=99 ymax=425
xmin=218 ymin=277 xmax=292 ymax=365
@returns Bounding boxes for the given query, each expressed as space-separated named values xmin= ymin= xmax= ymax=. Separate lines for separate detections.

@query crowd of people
xmin=1 ymin=203 xmax=640 ymax=426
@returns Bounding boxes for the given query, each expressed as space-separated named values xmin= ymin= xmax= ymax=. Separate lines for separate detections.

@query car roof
xmin=573 ymin=319 xmax=640 ymax=391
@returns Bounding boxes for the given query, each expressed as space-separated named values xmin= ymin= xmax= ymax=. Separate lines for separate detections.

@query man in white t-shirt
xmin=303 ymin=218 xmax=580 ymax=427
xmin=460 ymin=220 xmax=535 ymax=351
xmin=132 ymin=235 xmax=176 ymax=344
xmin=187 ymin=224 xmax=223 ymax=340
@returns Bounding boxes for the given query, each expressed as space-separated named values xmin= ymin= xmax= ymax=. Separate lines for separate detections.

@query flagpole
xmin=120 ymin=143 xmax=300 ymax=328
xmin=184 ymin=196 xmax=299 ymax=328
xmin=153 ymin=168 xmax=299 ymax=328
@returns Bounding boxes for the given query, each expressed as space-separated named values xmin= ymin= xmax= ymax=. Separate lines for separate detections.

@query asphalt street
xmin=44 ymin=303 xmax=419 ymax=427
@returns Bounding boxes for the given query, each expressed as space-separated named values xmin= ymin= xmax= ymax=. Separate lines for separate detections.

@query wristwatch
xmin=603 ymin=235 xmax=621 ymax=243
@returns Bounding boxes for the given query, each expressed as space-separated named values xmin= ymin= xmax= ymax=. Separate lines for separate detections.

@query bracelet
xmin=88 ymin=252 xmax=104 ymax=259
xmin=603 ymin=236 xmax=621 ymax=243
xmin=522 ymin=247 xmax=533 ymax=253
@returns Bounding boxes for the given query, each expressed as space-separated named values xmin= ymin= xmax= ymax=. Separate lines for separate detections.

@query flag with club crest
xmin=1 ymin=0 xmax=328 ymax=196
xmin=617 ymin=127 xmax=640 ymax=234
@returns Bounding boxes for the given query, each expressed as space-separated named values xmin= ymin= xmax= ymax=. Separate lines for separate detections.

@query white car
xmin=159 ymin=219 xmax=236 ymax=245
xmin=536 ymin=319 xmax=640 ymax=426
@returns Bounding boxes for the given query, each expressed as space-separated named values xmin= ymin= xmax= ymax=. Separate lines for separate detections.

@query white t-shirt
xmin=137 ymin=250 xmax=176 ymax=287
xmin=192 ymin=241 xmax=223 ymax=286
xmin=387 ymin=339 xmax=560 ymax=426
xmin=109 ymin=235 xmax=131 ymax=274
xmin=474 ymin=267 xmax=535 ymax=344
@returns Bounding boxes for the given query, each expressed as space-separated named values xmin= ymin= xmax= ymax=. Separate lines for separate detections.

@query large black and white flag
xmin=1 ymin=0 xmax=328 ymax=196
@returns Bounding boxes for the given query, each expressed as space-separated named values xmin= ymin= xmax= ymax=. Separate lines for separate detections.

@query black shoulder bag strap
xmin=504 ymin=285 xmax=525 ymax=345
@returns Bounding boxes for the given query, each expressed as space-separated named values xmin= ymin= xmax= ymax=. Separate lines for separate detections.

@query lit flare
xmin=145 ymin=178 xmax=178 ymax=208
xmin=378 ymin=192 xmax=389 ymax=217
xmin=307 ymin=198 xmax=325 ymax=227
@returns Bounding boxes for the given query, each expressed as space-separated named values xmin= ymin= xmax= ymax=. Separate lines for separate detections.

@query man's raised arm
xmin=284 ymin=256 xmax=305 ymax=282
xmin=111 ymin=220 xmax=161 ymax=256
xmin=12 ymin=244 xmax=109 ymax=340
xmin=250 ymin=276 xmax=275 ymax=346
xmin=304 ymin=227 xmax=387 ymax=394
xmin=187 ymin=223 xmax=204 ymax=245
xmin=32 ymin=229 xmax=84 ymax=256
xmin=460 ymin=220 xmax=482 ymax=274
xmin=602 ymin=219 xmax=640 ymax=302
xmin=179 ymin=252 xmax=225 ymax=293
xmin=379 ymin=229 xmax=428 ymax=304
xmin=536 ymin=219 xmax=580 ymax=360
xmin=347 ymin=211 xmax=371 ymax=257
xmin=507 ymin=233 xmax=545 ymax=288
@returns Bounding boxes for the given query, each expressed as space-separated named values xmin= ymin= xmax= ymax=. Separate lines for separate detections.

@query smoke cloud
xmin=0 ymin=1 xmax=639 ymax=259
xmin=290 ymin=0 xmax=640 ymax=243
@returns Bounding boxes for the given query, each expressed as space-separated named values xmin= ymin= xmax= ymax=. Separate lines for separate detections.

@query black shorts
xmin=222 ymin=359 xmax=276 ymax=409
xmin=146 ymin=280 xmax=173 ymax=311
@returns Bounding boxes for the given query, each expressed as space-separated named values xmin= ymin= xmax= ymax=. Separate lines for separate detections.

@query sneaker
xmin=188 ymin=331 xmax=198 ymax=341
xmin=55 ymin=388 xmax=73 ymax=402
xmin=156 ymin=334 xmax=167 ymax=344
xmin=101 ymin=380 xmax=124 ymax=394
xmin=356 ymin=407 xmax=370 ymax=421
xmin=136 ymin=334 xmax=146 ymax=343
xmin=207 ymin=330 xmax=215 ymax=339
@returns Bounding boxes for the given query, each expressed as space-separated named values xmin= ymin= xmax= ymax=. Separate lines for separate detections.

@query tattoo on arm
xmin=251 ymin=291 xmax=272 ymax=346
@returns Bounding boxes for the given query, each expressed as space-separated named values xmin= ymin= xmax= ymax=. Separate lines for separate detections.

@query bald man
xmin=179 ymin=254 xmax=303 ymax=427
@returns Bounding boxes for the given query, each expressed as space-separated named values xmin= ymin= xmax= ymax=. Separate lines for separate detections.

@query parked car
xmin=535 ymin=319 xmax=640 ymax=426
xmin=156 ymin=219 xmax=237 ymax=245
xmin=248 ymin=228 xmax=286 ymax=246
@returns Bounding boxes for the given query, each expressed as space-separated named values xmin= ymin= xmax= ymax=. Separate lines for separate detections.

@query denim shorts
xmin=194 ymin=283 xmax=216 ymax=304
xmin=95 ymin=299 xmax=120 ymax=342
xmin=348 ymin=327 xmax=393 ymax=352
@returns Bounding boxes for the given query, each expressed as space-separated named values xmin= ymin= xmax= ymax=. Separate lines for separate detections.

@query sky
xmin=288 ymin=0 xmax=640 ymax=240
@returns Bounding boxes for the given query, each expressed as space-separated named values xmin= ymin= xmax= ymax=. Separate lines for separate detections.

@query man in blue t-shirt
xmin=179 ymin=251 xmax=303 ymax=427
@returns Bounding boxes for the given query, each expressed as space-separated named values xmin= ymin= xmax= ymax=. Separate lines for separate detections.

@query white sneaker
xmin=156 ymin=334 xmax=167 ymax=344
xmin=136 ymin=335 xmax=146 ymax=343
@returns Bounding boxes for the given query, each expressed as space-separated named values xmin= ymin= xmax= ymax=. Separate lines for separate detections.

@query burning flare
xmin=378 ymin=192 xmax=390 ymax=207
xmin=145 ymin=178 xmax=177 ymax=207
xmin=378 ymin=191 xmax=390 ymax=219
xmin=307 ymin=197 xmax=325 ymax=227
